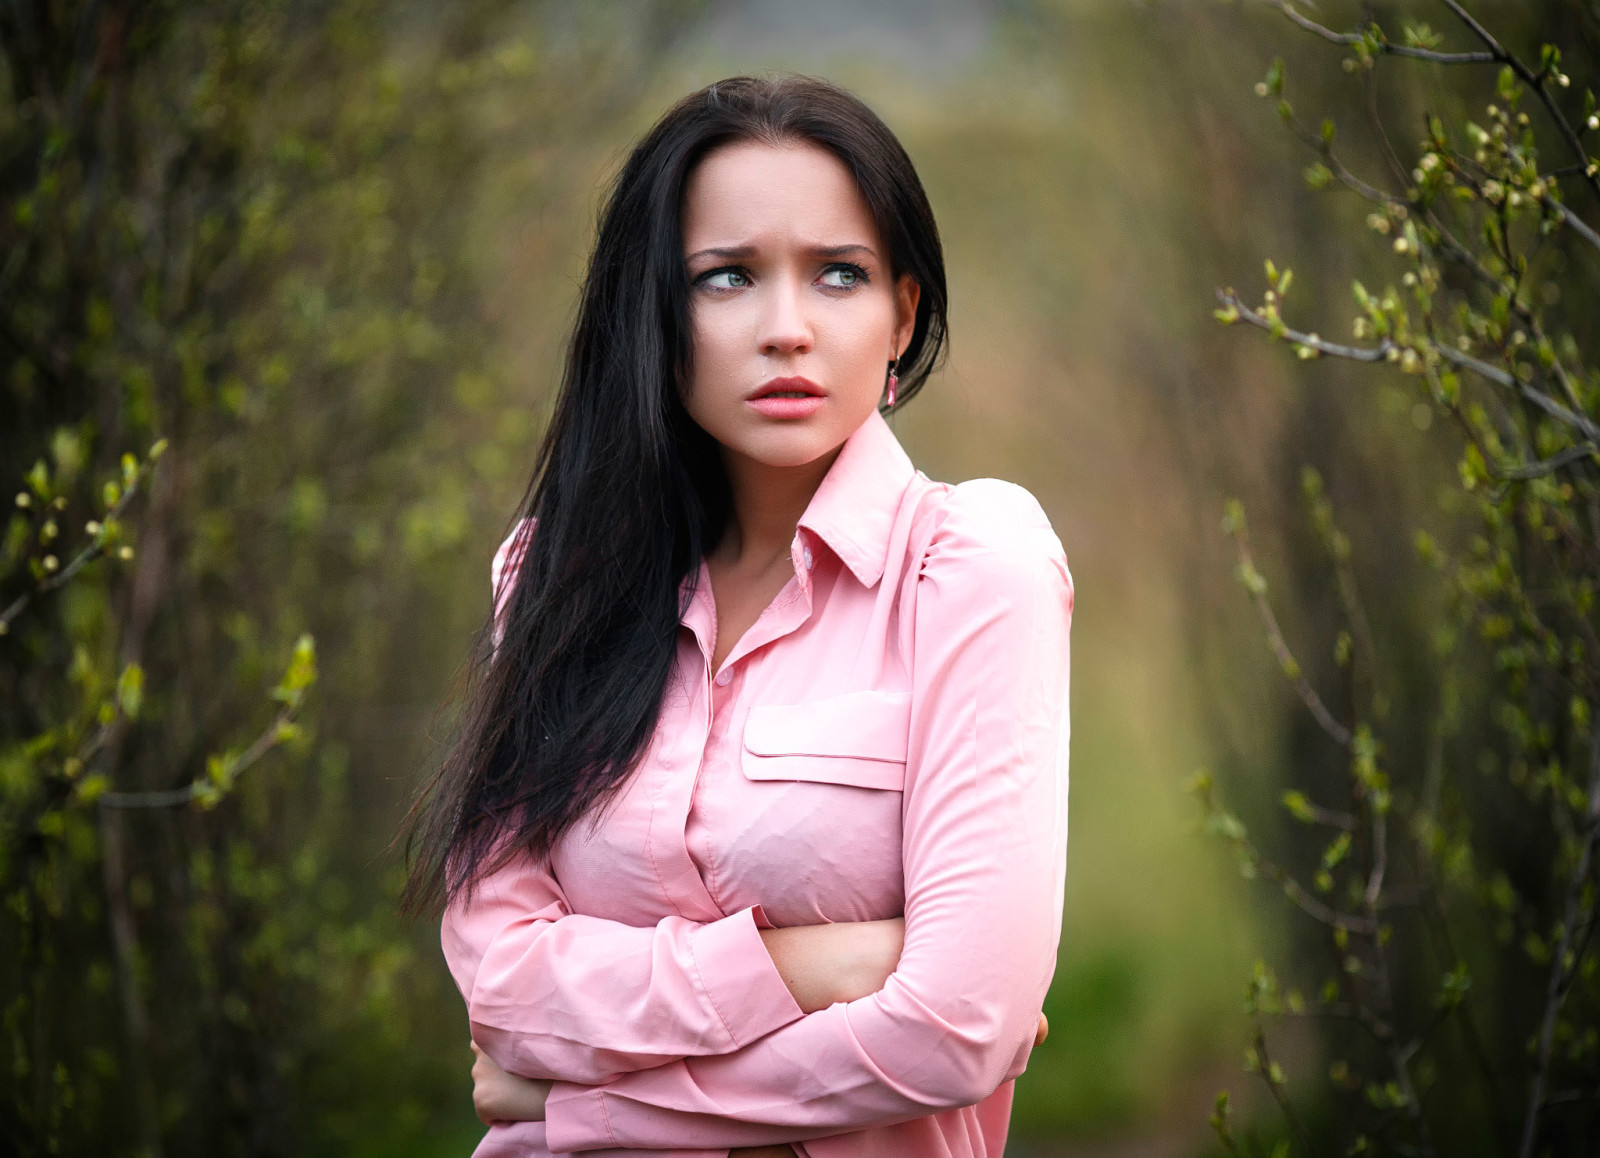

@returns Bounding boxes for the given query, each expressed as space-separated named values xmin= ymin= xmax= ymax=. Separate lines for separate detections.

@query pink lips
xmin=747 ymin=376 xmax=826 ymax=420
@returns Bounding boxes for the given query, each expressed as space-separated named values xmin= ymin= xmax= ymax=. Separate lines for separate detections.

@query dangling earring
xmin=885 ymin=357 xmax=899 ymax=408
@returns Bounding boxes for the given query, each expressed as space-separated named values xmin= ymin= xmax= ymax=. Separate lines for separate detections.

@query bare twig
xmin=1196 ymin=788 xmax=1378 ymax=937
xmin=1228 ymin=511 xmax=1354 ymax=748
xmin=1268 ymin=1 xmax=1495 ymax=64
xmin=1546 ymin=197 xmax=1600 ymax=256
xmin=99 ymin=701 xmax=300 ymax=810
xmin=1499 ymin=445 xmax=1596 ymax=480
xmin=1518 ymin=722 xmax=1600 ymax=1158
xmin=1252 ymin=1023 xmax=1321 ymax=1157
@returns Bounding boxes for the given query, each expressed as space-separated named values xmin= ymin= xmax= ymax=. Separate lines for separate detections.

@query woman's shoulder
xmin=901 ymin=474 xmax=1074 ymax=628
xmin=912 ymin=476 xmax=1068 ymax=570
xmin=490 ymin=516 xmax=537 ymax=612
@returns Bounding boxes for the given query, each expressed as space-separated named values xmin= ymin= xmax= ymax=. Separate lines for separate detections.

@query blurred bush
xmin=1193 ymin=3 xmax=1600 ymax=1155
xmin=0 ymin=2 xmax=694 ymax=1152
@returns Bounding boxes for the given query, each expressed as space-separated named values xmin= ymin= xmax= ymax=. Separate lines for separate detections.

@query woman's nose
xmin=758 ymin=274 xmax=813 ymax=355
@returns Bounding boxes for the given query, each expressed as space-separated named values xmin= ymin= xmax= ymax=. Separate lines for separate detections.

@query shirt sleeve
xmin=443 ymin=854 xmax=806 ymax=1084
xmin=540 ymin=480 xmax=1075 ymax=1150
xmin=441 ymin=521 xmax=807 ymax=1087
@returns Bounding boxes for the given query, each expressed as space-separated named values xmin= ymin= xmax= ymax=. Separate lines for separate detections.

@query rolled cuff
xmin=545 ymin=904 xmax=802 ymax=1153
xmin=689 ymin=903 xmax=805 ymax=1049
xmin=544 ymin=1083 xmax=612 ymax=1151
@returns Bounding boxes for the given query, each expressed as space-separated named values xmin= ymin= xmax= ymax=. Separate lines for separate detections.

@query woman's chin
xmin=720 ymin=410 xmax=874 ymax=471
xmin=731 ymin=431 xmax=847 ymax=471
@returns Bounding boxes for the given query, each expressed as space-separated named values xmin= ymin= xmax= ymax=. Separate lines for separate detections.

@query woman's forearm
xmin=468 ymin=916 xmax=905 ymax=1127
xmin=756 ymin=917 xmax=905 ymax=1012
xmin=468 ymin=914 xmax=1045 ymax=1133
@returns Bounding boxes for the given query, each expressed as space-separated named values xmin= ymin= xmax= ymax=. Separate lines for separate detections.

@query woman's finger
xmin=1034 ymin=1011 xmax=1049 ymax=1047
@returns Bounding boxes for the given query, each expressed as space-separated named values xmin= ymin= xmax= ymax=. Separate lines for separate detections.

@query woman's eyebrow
xmin=684 ymin=242 xmax=879 ymax=262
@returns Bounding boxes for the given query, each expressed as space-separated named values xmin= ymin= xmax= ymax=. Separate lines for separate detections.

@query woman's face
xmin=679 ymin=140 xmax=921 ymax=471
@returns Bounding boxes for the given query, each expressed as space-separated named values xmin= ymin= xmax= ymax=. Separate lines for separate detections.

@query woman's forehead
xmin=682 ymin=140 xmax=879 ymax=253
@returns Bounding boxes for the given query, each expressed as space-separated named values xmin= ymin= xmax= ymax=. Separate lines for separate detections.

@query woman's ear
xmin=893 ymin=272 xmax=921 ymax=360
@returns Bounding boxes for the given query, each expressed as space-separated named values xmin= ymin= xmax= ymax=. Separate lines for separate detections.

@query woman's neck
xmin=716 ymin=445 xmax=842 ymax=569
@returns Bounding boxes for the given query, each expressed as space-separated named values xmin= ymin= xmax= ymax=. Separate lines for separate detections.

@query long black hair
xmin=401 ymin=73 xmax=949 ymax=913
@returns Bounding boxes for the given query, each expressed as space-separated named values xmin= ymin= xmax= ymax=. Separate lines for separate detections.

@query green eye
xmin=701 ymin=269 xmax=749 ymax=289
xmin=820 ymin=264 xmax=867 ymax=288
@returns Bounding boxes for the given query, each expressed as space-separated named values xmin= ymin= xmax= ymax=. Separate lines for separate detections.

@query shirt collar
xmin=678 ymin=407 xmax=917 ymax=645
xmin=795 ymin=408 xmax=916 ymax=588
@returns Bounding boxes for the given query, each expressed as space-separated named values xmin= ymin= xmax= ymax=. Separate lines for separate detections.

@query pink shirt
xmin=443 ymin=408 xmax=1074 ymax=1157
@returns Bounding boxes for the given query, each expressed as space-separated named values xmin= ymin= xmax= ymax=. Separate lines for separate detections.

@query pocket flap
xmin=743 ymin=690 xmax=912 ymax=763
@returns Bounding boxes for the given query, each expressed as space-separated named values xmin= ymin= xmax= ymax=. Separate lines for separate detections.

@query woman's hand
xmin=470 ymin=1040 xmax=553 ymax=1125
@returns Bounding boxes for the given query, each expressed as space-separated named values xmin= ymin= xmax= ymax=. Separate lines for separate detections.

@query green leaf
xmin=116 ymin=663 xmax=145 ymax=721
xmin=272 ymin=633 xmax=318 ymax=705
xmin=1403 ymin=22 xmax=1442 ymax=50
xmin=1282 ymin=790 xmax=1316 ymax=822
xmin=1322 ymin=831 xmax=1352 ymax=870
xmin=1265 ymin=57 xmax=1284 ymax=95
xmin=1498 ymin=65 xmax=1519 ymax=102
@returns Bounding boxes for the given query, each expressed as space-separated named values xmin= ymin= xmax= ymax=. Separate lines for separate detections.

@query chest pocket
xmin=740 ymin=689 xmax=912 ymax=791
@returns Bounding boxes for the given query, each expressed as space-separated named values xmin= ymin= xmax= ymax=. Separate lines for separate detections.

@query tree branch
xmin=1228 ymin=510 xmax=1355 ymax=749
xmin=1269 ymin=1 xmax=1495 ymax=64
xmin=1438 ymin=0 xmax=1600 ymax=202
xmin=1215 ymin=288 xmax=1600 ymax=451
xmin=99 ymin=700 xmax=300 ymax=810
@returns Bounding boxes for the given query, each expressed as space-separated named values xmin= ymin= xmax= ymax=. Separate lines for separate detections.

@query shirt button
xmin=715 ymin=669 xmax=732 ymax=686
xmin=803 ymin=548 xmax=814 ymax=570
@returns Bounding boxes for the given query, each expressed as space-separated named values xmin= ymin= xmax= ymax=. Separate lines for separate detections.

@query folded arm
xmin=537 ymin=481 xmax=1075 ymax=1151
xmin=446 ymin=519 xmax=812 ymax=1087
xmin=444 ymin=853 xmax=812 ymax=1085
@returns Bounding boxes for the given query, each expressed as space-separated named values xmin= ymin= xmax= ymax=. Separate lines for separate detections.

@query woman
xmin=402 ymin=74 xmax=1074 ymax=1158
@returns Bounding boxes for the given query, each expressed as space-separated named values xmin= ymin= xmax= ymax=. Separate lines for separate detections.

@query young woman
xmin=402 ymin=74 xmax=1074 ymax=1158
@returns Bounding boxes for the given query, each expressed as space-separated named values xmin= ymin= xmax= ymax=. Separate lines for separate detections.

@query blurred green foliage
xmin=0 ymin=1 xmax=694 ymax=1152
xmin=1197 ymin=4 xmax=1600 ymax=1156
xmin=15 ymin=0 xmax=1596 ymax=1155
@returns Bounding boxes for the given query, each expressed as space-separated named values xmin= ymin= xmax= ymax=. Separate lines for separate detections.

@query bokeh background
xmin=4 ymin=1 xmax=1596 ymax=1155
